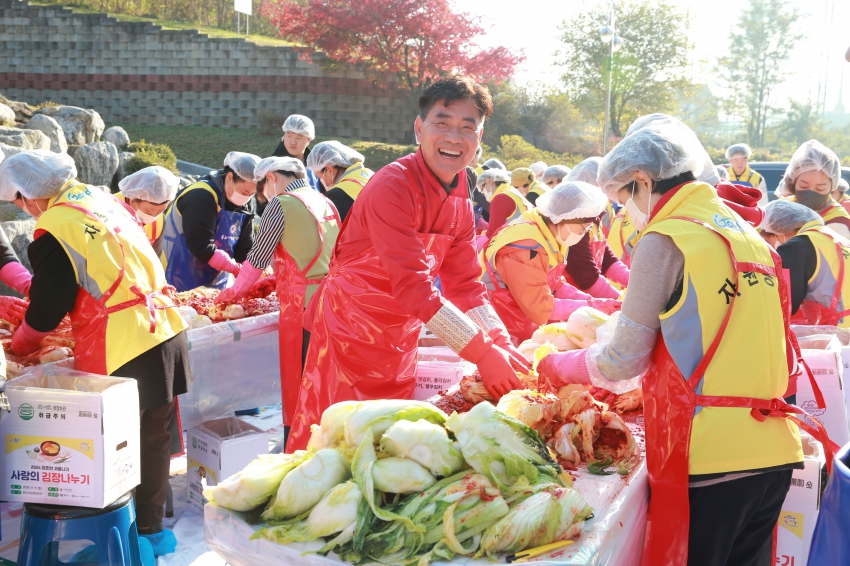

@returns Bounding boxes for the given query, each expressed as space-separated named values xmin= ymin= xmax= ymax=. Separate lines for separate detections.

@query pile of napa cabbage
xmin=205 ymin=399 xmax=593 ymax=565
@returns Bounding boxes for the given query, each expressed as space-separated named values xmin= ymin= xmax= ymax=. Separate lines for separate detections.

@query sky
xmin=454 ymin=0 xmax=850 ymax=115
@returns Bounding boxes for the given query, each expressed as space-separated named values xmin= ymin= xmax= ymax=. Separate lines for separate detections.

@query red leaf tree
xmin=262 ymin=0 xmax=524 ymax=90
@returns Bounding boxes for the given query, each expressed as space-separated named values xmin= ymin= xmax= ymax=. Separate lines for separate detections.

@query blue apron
xmin=808 ymin=442 xmax=850 ymax=564
xmin=161 ymin=177 xmax=248 ymax=292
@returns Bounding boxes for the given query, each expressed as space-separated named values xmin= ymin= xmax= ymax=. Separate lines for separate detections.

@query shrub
xmin=491 ymin=135 xmax=584 ymax=170
xmin=125 ymin=140 xmax=179 ymax=175
xmin=256 ymin=109 xmax=283 ymax=136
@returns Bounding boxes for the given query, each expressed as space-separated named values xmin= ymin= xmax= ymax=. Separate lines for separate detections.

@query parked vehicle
xmin=722 ymin=163 xmax=850 ymax=201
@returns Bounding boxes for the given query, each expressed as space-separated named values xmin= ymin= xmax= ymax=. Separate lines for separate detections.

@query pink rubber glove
xmin=0 ymin=262 xmax=32 ymax=297
xmin=208 ymin=249 xmax=241 ymax=276
xmin=476 ymin=218 xmax=489 ymax=232
xmin=0 ymin=296 xmax=28 ymax=325
xmin=604 ymin=260 xmax=630 ymax=288
xmin=550 ymin=298 xmax=591 ymax=322
xmin=537 ymin=349 xmax=590 ymax=388
xmin=586 ymin=276 xmax=621 ymax=299
xmin=554 ymin=282 xmax=592 ymax=300
xmin=475 ymin=234 xmax=489 ymax=252
xmin=589 ymin=298 xmax=622 ymax=315
xmin=11 ymin=320 xmax=50 ymax=356
xmin=215 ymin=261 xmax=264 ymax=305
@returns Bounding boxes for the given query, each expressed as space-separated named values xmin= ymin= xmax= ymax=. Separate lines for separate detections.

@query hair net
xmin=761 ymin=199 xmax=823 ymax=235
xmin=511 ymin=167 xmax=535 ymax=187
xmin=838 ymin=178 xmax=850 ymax=195
xmin=725 ymin=143 xmax=752 ymax=160
xmin=716 ymin=166 xmax=729 ymax=181
xmin=774 ymin=178 xmax=790 ymax=199
xmin=282 ymin=114 xmax=316 ymax=139
xmin=253 ymin=156 xmax=307 ymax=182
xmin=482 ymin=158 xmax=506 ymax=170
xmin=306 ymin=141 xmax=364 ymax=173
xmin=536 ymin=181 xmax=608 ymax=223
xmin=784 ymin=139 xmax=842 ymax=193
xmin=476 ymin=168 xmax=510 ymax=189
xmin=597 ymin=124 xmax=705 ymax=201
xmin=0 ymin=149 xmax=77 ymax=201
xmin=223 ymin=151 xmax=261 ymax=182
xmin=118 ymin=166 xmax=179 ymax=203
xmin=626 ymin=114 xmax=718 ymax=186
xmin=529 ymin=161 xmax=548 ymax=176
xmin=542 ymin=165 xmax=571 ymax=184
xmin=566 ymin=157 xmax=603 ymax=185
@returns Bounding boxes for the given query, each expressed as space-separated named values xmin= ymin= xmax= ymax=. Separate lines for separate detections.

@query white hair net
xmin=725 ymin=143 xmax=753 ymax=160
xmin=566 ymin=157 xmax=603 ymax=185
xmin=223 ymin=151 xmax=261 ymax=182
xmin=536 ymin=181 xmax=608 ymax=223
xmin=306 ymin=141 xmax=364 ymax=173
xmin=838 ymin=178 xmax=850 ymax=194
xmin=542 ymin=165 xmax=571 ymax=184
xmin=529 ymin=161 xmax=548 ymax=176
xmin=282 ymin=114 xmax=316 ymax=139
xmin=761 ymin=199 xmax=823 ymax=235
xmin=716 ymin=166 xmax=729 ymax=181
xmin=774 ymin=178 xmax=790 ymax=199
xmin=476 ymin=168 xmax=510 ymax=189
xmin=253 ymin=156 xmax=307 ymax=182
xmin=626 ymin=114 xmax=718 ymax=186
xmin=784 ymin=139 xmax=842 ymax=193
xmin=119 ymin=166 xmax=179 ymax=203
xmin=0 ymin=149 xmax=77 ymax=200
xmin=597 ymin=124 xmax=705 ymax=201
xmin=482 ymin=158 xmax=506 ymax=170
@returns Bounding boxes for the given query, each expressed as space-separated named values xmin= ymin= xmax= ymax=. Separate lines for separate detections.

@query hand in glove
xmin=0 ymin=262 xmax=32 ymax=297
xmin=11 ymin=320 xmax=50 ymax=356
xmin=537 ymin=350 xmax=591 ymax=389
xmin=554 ymin=282 xmax=592 ymax=300
xmin=207 ymin=249 xmax=241 ymax=276
xmin=589 ymin=298 xmax=622 ymax=315
xmin=215 ymin=261 xmax=263 ymax=305
xmin=477 ymin=346 xmax=524 ymax=399
xmin=0 ymin=296 xmax=28 ymax=325
xmin=487 ymin=328 xmax=530 ymax=374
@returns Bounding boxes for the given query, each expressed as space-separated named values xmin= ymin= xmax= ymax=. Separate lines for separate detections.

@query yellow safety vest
xmin=527 ymin=179 xmax=548 ymax=198
xmin=491 ymin=183 xmax=532 ymax=224
xmin=333 ymin=163 xmax=374 ymax=201
xmin=481 ymin=208 xmax=566 ymax=282
xmin=599 ymin=200 xmax=615 ymax=233
xmin=728 ymin=165 xmax=763 ymax=189
xmin=144 ymin=213 xmax=166 ymax=255
xmin=639 ymin=181 xmax=802 ymax=475
xmin=608 ymin=209 xmax=637 ymax=264
xmin=37 ymin=181 xmax=187 ymax=373
xmin=474 ymin=165 xmax=484 ymax=177
xmin=797 ymin=222 xmax=850 ymax=328
xmin=786 ymin=195 xmax=850 ymax=230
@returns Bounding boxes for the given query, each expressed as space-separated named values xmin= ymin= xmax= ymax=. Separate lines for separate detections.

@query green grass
xmin=29 ymin=1 xmax=296 ymax=47
xmin=115 ymin=124 xmax=418 ymax=171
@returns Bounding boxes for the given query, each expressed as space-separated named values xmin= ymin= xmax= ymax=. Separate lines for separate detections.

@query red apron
xmin=482 ymin=243 xmax=539 ymax=343
xmin=286 ymin=171 xmax=460 ymax=452
xmin=641 ymin=217 xmax=836 ymax=566
xmin=273 ymin=191 xmax=341 ymax=427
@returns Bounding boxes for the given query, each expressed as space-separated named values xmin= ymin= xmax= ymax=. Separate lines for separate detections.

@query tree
xmin=556 ymin=0 xmax=691 ymax=140
xmin=769 ymin=100 xmax=825 ymax=149
xmin=262 ymin=0 xmax=524 ymax=91
xmin=720 ymin=0 xmax=802 ymax=147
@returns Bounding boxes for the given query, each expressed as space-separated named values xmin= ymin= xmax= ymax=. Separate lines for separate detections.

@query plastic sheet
xmin=586 ymin=313 xmax=656 ymax=394
xmin=791 ymin=324 xmax=850 ymax=346
xmin=178 ymin=312 xmax=281 ymax=430
xmin=12 ymin=364 xmax=134 ymax=393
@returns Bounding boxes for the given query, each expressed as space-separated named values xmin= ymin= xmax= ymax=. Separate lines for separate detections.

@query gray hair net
xmin=542 ymin=165 xmax=571 ymax=185
xmin=253 ymin=156 xmax=307 ymax=182
xmin=597 ymin=123 xmax=705 ymax=200
xmin=529 ymin=161 xmax=548 ymax=177
xmin=119 ymin=166 xmax=179 ymax=202
xmin=761 ymin=199 xmax=823 ymax=235
xmin=482 ymin=158 xmax=506 ymax=170
xmin=0 ymin=149 xmax=77 ymax=200
xmin=838 ymin=178 xmax=850 ymax=195
xmin=306 ymin=141 xmax=364 ymax=173
xmin=716 ymin=166 xmax=729 ymax=181
xmin=223 ymin=151 xmax=261 ymax=182
xmin=536 ymin=181 xmax=608 ymax=223
xmin=476 ymin=168 xmax=511 ymax=189
xmin=784 ymin=139 xmax=842 ymax=193
xmin=566 ymin=157 xmax=603 ymax=185
xmin=725 ymin=143 xmax=753 ymax=160
xmin=626 ymin=114 xmax=719 ymax=186
xmin=282 ymin=114 xmax=316 ymax=139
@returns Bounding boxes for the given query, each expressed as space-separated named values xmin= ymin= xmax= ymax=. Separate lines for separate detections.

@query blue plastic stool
xmin=808 ymin=442 xmax=850 ymax=565
xmin=17 ymin=492 xmax=144 ymax=566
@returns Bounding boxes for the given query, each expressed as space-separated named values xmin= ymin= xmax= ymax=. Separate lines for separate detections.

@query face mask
xmin=136 ymin=210 xmax=157 ymax=225
xmin=23 ymin=199 xmax=44 ymax=220
xmin=227 ymin=190 xmax=253 ymax=207
xmin=625 ymin=180 xmax=649 ymax=231
xmin=263 ymin=180 xmax=278 ymax=201
xmin=795 ymin=189 xmax=830 ymax=211
xmin=555 ymin=224 xmax=585 ymax=248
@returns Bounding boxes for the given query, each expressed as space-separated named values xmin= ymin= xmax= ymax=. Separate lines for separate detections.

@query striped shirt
xmin=247 ymin=178 xmax=307 ymax=269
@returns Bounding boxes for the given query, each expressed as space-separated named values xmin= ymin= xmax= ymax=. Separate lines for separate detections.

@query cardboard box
xmin=187 ymin=417 xmax=268 ymax=510
xmin=0 ymin=370 xmax=140 ymax=508
xmin=838 ymin=345 xmax=850 ymax=431
xmin=774 ymin=432 xmax=825 ymax=566
xmin=799 ymin=345 xmax=850 ymax=448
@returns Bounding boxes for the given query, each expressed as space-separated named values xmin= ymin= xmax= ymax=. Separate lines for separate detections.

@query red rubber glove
xmin=488 ymin=329 xmax=531 ymax=374
xmin=215 ymin=261 xmax=263 ymax=305
xmin=11 ymin=320 xmax=49 ymax=356
xmin=460 ymin=332 xmax=522 ymax=399
xmin=589 ymin=298 xmax=622 ymax=315
xmin=207 ymin=249 xmax=241 ymax=276
xmin=537 ymin=350 xmax=591 ymax=389
xmin=0 ymin=262 xmax=32 ymax=297
xmin=0 ymin=296 xmax=28 ymax=325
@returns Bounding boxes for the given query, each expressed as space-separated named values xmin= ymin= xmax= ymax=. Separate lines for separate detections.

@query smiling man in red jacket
xmin=287 ymin=77 xmax=528 ymax=451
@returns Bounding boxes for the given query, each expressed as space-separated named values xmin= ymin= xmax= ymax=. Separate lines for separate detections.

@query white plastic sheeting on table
xmin=204 ymin=461 xmax=648 ymax=566
xmin=178 ymin=312 xmax=281 ymax=430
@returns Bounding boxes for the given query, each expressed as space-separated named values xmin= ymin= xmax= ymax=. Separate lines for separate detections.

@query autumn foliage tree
xmin=262 ymin=0 xmax=523 ymax=90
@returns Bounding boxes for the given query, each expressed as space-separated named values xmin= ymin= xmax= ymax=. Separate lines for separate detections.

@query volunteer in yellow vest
xmin=160 ymin=151 xmax=260 ymax=292
xmin=529 ymin=161 xmax=547 ymax=181
xmin=725 ymin=143 xmax=768 ymax=205
xmin=567 ymin=156 xmax=619 ymax=240
xmin=0 ymin=150 xmax=192 ymax=561
xmin=523 ymin=170 xmax=549 ymax=207
xmin=482 ymin=168 xmax=532 ymax=235
xmin=307 ymin=141 xmax=374 ymax=222
xmin=538 ymin=123 xmax=806 ymax=566
xmin=607 ymin=208 xmax=637 ymax=267
xmin=832 ymin=178 xmax=850 ymax=215
xmin=215 ymin=157 xmax=340 ymax=444
xmin=761 ymin=199 xmax=850 ymax=329
xmin=782 ymin=139 xmax=850 ymax=240
xmin=481 ymin=181 xmax=621 ymax=342
xmin=541 ymin=164 xmax=570 ymax=189
xmin=118 ymin=165 xmax=180 ymax=253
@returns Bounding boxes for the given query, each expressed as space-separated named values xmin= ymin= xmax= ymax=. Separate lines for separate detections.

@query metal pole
xmin=602 ymin=6 xmax=615 ymax=154
xmin=247 ymin=15 xmax=250 ymax=37
xmin=237 ymin=12 xmax=240 ymax=36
